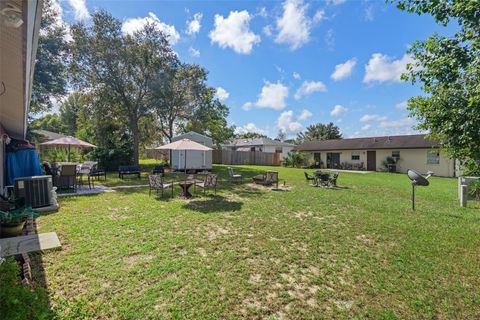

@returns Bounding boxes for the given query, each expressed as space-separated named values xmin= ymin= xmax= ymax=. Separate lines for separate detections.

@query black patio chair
xmin=148 ymin=174 xmax=174 ymax=198
xmin=194 ymin=174 xmax=218 ymax=195
xmin=329 ymin=172 xmax=339 ymax=187
xmin=304 ymin=172 xmax=316 ymax=184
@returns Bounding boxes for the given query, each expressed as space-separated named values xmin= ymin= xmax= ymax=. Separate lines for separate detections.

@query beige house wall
xmin=305 ymin=148 xmax=456 ymax=177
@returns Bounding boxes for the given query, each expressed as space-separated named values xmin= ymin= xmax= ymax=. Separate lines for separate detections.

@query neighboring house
xmin=222 ymin=138 xmax=295 ymax=160
xmin=296 ymin=134 xmax=457 ymax=177
xmin=171 ymin=131 xmax=213 ymax=171
xmin=0 ymin=0 xmax=43 ymax=195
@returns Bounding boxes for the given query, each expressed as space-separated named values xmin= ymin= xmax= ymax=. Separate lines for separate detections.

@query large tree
xmin=296 ymin=122 xmax=342 ymax=144
xmin=152 ymin=62 xmax=207 ymax=142
xmin=393 ymin=0 xmax=480 ymax=163
xmin=30 ymin=0 xmax=69 ymax=114
xmin=180 ymin=88 xmax=235 ymax=148
xmin=70 ymin=11 xmax=175 ymax=165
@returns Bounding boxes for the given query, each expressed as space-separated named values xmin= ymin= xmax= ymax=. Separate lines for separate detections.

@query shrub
xmin=0 ymin=258 xmax=52 ymax=320
xmin=282 ymin=152 xmax=305 ymax=168
xmin=469 ymin=181 xmax=480 ymax=201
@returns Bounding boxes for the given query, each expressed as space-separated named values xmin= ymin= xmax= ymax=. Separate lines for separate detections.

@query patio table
xmin=177 ymin=180 xmax=201 ymax=198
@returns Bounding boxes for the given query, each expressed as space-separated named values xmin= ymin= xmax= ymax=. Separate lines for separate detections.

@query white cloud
xmin=324 ymin=29 xmax=335 ymax=50
xmin=365 ymin=5 xmax=375 ymax=21
xmin=330 ymin=104 xmax=348 ymax=117
xmin=186 ymin=12 xmax=202 ymax=35
xmin=209 ymin=10 xmax=261 ymax=55
xmin=122 ymin=12 xmax=180 ymax=45
xmin=262 ymin=25 xmax=273 ymax=37
xmin=298 ymin=109 xmax=313 ymax=121
xmin=48 ymin=0 xmax=73 ymax=42
xmin=215 ymin=87 xmax=229 ymax=101
xmin=255 ymin=81 xmax=289 ymax=110
xmin=188 ymin=47 xmax=200 ymax=57
xmin=378 ymin=117 xmax=414 ymax=129
xmin=242 ymin=102 xmax=253 ymax=111
xmin=294 ymin=80 xmax=327 ymax=100
xmin=293 ymin=72 xmax=301 ymax=80
xmin=395 ymin=100 xmax=408 ymax=110
xmin=331 ymin=58 xmax=357 ymax=81
xmin=277 ymin=110 xmax=304 ymax=134
xmin=361 ymin=124 xmax=371 ymax=131
xmin=313 ymin=10 xmax=326 ymax=23
xmin=235 ymin=123 xmax=266 ymax=135
xmin=363 ymin=53 xmax=413 ymax=83
xmin=275 ymin=0 xmax=316 ymax=50
xmin=360 ymin=114 xmax=387 ymax=122
xmin=327 ymin=0 xmax=346 ymax=5
xmin=67 ymin=0 xmax=90 ymax=21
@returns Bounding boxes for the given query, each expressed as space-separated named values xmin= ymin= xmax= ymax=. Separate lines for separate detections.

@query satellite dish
xmin=408 ymin=170 xmax=429 ymax=186
xmin=407 ymin=169 xmax=433 ymax=210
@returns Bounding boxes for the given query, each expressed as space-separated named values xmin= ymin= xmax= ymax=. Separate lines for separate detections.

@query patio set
xmin=42 ymin=161 xmax=106 ymax=191
xmin=148 ymin=172 xmax=217 ymax=198
xmin=304 ymin=171 xmax=339 ymax=188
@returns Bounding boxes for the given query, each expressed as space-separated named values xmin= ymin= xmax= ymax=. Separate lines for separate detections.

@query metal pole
xmin=412 ymin=184 xmax=415 ymax=210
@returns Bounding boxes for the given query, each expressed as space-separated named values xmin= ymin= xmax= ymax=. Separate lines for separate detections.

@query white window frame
xmin=351 ymin=151 xmax=360 ymax=161
xmin=427 ymin=149 xmax=440 ymax=165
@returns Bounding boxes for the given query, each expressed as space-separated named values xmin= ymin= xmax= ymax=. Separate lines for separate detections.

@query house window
xmin=427 ymin=150 xmax=440 ymax=164
xmin=275 ymin=146 xmax=282 ymax=153
xmin=392 ymin=151 xmax=400 ymax=161
xmin=351 ymin=151 xmax=360 ymax=161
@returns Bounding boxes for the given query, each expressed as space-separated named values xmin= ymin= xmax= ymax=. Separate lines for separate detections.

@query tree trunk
xmin=130 ymin=115 xmax=140 ymax=166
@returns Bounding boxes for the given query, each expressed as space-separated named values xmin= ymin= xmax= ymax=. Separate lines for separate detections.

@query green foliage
xmin=0 ymin=207 xmax=41 ymax=225
xmin=29 ymin=114 xmax=63 ymax=133
xmin=468 ymin=181 xmax=480 ymax=201
xmin=282 ymin=151 xmax=305 ymax=168
xmin=296 ymin=122 xmax=342 ymax=144
xmin=0 ymin=258 xmax=52 ymax=319
xmin=30 ymin=0 xmax=68 ymax=114
xmin=235 ymin=132 xmax=268 ymax=139
xmin=393 ymin=0 xmax=480 ymax=161
xmin=463 ymin=159 xmax=480 ymax=177
xmin=381 ymin=156 xmax=400 ymax=172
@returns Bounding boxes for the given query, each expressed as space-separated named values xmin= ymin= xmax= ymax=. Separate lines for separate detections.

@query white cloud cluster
xmin=186 ymin=12 xmax=202 ymax=35
xmin=395 ymin=100 xmax=408 ymax=110
xmin=361 ymin=124 xmax=371 ymax=131
xmin=293 ymin=72 xmax=301 ymax=80
xmin=360 ymin=114 xmax=387 ymax=122
xmin=331 ymin=58 xmax=357 ymax=81
xmin=294 ymin=80 xmax=327 ymax=100
xmin=122 ymin=12 xmax=180 ymax=45
xmin=209 ymin=10 xmax=261 ymax=55
xmin=235 ymin=123 xmax=266 ymax=135
xmin=363 ymin=53 xmax=413 ymax=83
xmin=67 ymin=0 xmax=90 ymax=21
xmin=326 ymin=0 xmax=346 ymax=5
xmin=255 ymin=81 xmax=289 ymax=110
xmin=330 ymin=104 xmax=348 ymax=117
xmin=378 ymin=117 xmax=414 ymax=129
xmin=298 ymin=109 xmax=313 ymax=121
xmin=277 ymin=110 xmax=304 ymax=134
xmin=215 ymin=87 xmax=229 ymax=101
xmin=274 ymin=0 xmax=322 ymax=50
xmin=188 ymin=47 xmax=200 ymax=57
xmin=242 ymin=102 xmax=253 ymax=111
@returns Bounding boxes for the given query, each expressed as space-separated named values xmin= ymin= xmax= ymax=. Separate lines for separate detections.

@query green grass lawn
xmin=34 ymin=164 xmax=480 ymax=319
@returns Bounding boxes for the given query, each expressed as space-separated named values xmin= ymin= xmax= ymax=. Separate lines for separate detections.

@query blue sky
xmin=55 ymin=0 xmax=456 ymax=139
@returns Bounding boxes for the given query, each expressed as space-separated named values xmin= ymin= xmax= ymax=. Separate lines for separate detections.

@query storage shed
xmin=171 ymin=132 xmax=213 ymax=171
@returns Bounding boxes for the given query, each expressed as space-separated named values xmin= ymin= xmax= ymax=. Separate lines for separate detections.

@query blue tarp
xmin=6 ymin=149 xmax=43 ymax=185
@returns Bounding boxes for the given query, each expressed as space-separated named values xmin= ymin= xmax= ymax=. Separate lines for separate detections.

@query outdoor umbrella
xmin=155 ymin=139 xmax=212 ymax=196
xmin=40 ymin=136 xmax=97 ymax=162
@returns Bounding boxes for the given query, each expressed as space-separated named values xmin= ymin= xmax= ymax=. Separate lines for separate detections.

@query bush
xmin=282 ymin=152 xmax=305 ymax=168
xmin=88 ymin=146 xmax=133 ymax=171
xmin=469 ymin=181 xmax=480 ymax=201
xmin=0 ymin=258 xmax=52 ymax=320
xmin=464 ymin=159 xmax=480 ymax=176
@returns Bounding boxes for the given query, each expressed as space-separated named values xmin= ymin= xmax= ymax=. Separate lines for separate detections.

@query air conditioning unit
xmin=14 ymin=176 xmax=53 ymax=208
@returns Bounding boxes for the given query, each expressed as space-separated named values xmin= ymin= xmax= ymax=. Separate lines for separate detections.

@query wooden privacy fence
xmin=213 ymin=150 xmax=281 ymax=166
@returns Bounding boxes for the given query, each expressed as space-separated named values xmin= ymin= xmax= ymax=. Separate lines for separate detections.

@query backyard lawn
xmin=33 ymin=164 xmax=480 ymax=319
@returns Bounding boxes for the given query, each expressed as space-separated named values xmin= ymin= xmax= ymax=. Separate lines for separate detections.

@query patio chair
xmin=329 ymin=172 xmax=339 ymax=187
xmin=227 ymin=167 xmax=242 ymax=183
xmin=304 ymin=172 xmax=316 ymax=184
xmin=194 ymin=174 xmax=218 ymax=195
xmin=148 ymin=174 xmax=174 ymax=198
xmin=58 ymin=164 xmax=77 ymax=191
xmin=77 ymin=164 xmax=94 ymax=189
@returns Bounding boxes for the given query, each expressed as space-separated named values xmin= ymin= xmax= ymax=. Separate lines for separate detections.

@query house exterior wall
xmin=305 ymin=148 xmax=456 ymax=177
